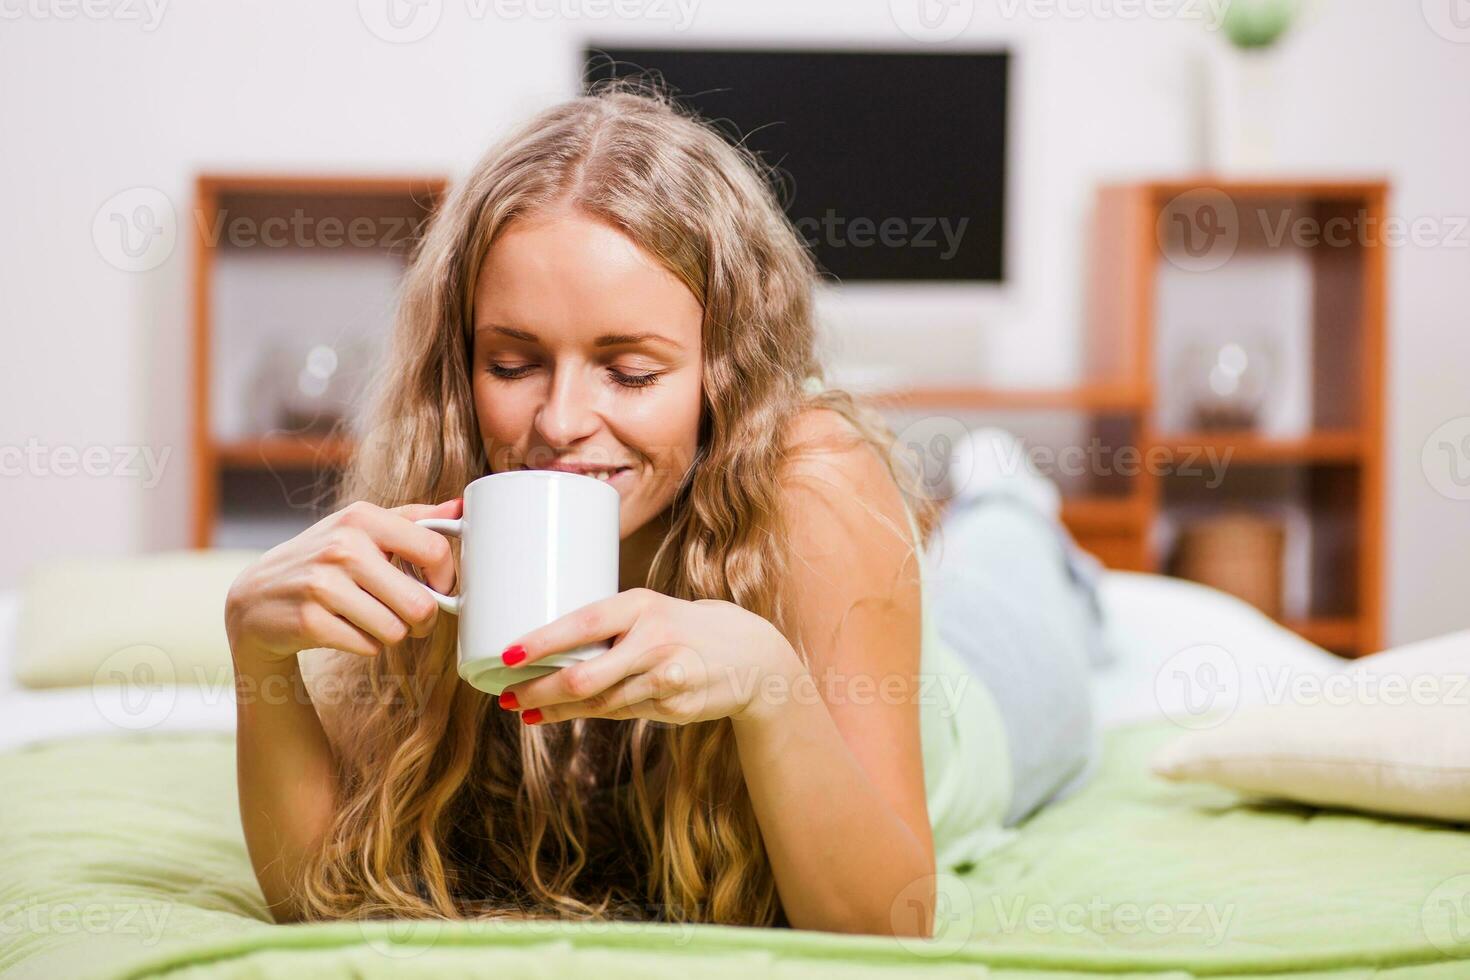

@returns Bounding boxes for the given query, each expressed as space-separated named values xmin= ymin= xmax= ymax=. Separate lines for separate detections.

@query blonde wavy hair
xmin=299 ymin=82 xmax=938 ymax=928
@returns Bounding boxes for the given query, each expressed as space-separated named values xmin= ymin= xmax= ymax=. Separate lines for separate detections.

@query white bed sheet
xmin=0 ymin=591 xmax=16 ymax=699
xmin=0 ymin=590 xmax=234 ymax=753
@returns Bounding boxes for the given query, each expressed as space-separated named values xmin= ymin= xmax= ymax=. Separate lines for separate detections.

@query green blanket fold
xmin=2 ymin=725 xmax=1468 ymax=979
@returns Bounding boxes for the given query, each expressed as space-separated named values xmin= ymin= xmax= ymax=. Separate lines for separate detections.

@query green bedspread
xmin=2 ymin=723 xmax=1468 ymax=979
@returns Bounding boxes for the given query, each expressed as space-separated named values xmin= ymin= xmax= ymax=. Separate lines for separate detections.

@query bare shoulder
xmin=777 ymin=407 xmax=921 ymax=665
xmin=779 ymin=407 xmax=914 ymax=550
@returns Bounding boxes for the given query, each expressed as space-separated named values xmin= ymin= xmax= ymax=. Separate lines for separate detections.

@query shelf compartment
xmin=1161 ymin=461 xmax=1363 ymax=630
xmin=193 ymin=172 xmax=449 ymax=547
xmin=214 ymin=467 xmax=339 ymax=550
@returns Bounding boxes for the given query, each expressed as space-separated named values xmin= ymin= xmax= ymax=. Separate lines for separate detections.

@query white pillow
xmin=1093 ymin=571 xmax=1341 ymax=729
xmin=1151 ymin=630 xmax=1470 ymax=823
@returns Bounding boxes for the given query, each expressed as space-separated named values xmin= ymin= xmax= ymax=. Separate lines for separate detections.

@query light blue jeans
xmin=926 ymin=496 xmax=1104 ymax=826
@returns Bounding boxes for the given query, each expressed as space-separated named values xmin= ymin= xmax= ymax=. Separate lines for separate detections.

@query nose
xmin=533 ymin=365 xmax=601 ymax=448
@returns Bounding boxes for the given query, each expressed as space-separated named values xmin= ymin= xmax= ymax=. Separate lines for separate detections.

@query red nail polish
xmin=502 ymin=645 xmax=526 ymax=666
xmin=522 ymin=708 xmax=542 ymax=725
xmin=499 ymin=691 xmax=518 ymax=709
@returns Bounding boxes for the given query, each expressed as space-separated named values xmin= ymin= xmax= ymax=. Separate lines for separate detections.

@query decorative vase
xmin=1209 ymin=46 xmax=1280 ymax=173
xmin=1206 ymin=0 xmax=1300 ymax=173
xmin=248 ymin=338 xmax=371 ymax=436
xmin=1180 ymin=336 xmax=1276 ymax=431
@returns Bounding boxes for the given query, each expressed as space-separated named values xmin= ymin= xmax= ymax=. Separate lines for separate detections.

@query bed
xmin=2 ymin=574 xmax=1468 ymax=979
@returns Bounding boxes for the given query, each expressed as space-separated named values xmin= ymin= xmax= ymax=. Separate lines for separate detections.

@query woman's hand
xmin=495 ymin=588 xmax=808 ymax=727
xmin=224 ymin=498 xmax=462 ymax=665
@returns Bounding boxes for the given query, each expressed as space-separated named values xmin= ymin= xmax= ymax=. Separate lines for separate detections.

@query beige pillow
xmin=14 ymin=550 xmax=260 ymax=690
xmin=1151 ymin=630 xmax=1470 ymax=824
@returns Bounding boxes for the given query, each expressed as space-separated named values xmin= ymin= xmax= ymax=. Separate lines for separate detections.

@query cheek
xmin=472 ymin=381 xmax=529 ymax=460
xmin=629 ymin=379 xmax=701 ymax=473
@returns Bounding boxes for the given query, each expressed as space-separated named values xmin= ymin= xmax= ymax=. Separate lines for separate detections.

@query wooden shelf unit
xmin=1103 ymin=178 xmax=1387 ymax=656
xmin=875 ymin=178 xmax=1386 ymax=656
xmin=192 ymin=173 xmax=449 ymax=548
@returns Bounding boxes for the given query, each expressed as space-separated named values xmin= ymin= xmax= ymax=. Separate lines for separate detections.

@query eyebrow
xmin=479 ymin=325 xmax=684 ymax=350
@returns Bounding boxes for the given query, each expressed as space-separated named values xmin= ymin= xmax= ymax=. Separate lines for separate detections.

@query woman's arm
xmin=731 ymin=410 xmax=936 ymax=936
xmin=229 ymin=642 xmax=340 ymax=922
xmin=225 ymin=499 xmax=459 ymax=921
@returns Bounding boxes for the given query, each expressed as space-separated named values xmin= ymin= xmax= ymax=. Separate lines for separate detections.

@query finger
xmin=539 ymin=670 xmax=660 ymax=723
xmin=339 ymin=501 xmax=459 ymax=592
xmin=532 ymin=693 xmax=672 ymax=725
xmin=391 ymin=498 xmax=463 ymax=523
xmin=605 ymin=700 xmax=667 ymax=722
xmin=500 ymin=637 xmax=660 ymax=711
xmin=302 ymin=604 xmax=382 ymax=659
xmin=586 ymin=655 xmax=696 ymax=718
xmin=502 ymin=588 xmax=657 ymax=667
xmin=518 ymin=669 xmax=648 ymax=724
xmin=312 ymin=565 xmax=414 ymax=648
xmin=344 ymin=542 xmax=441 ymax=638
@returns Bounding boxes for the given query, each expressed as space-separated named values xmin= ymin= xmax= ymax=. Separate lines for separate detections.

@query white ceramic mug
xmin=416 ymin=470 xmax=620 ymax=696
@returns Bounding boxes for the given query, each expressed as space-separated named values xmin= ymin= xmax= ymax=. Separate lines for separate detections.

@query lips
xmin=518 ymin=462 xmax=632 ymax=483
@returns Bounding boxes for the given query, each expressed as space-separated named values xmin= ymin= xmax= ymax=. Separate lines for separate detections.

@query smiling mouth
xmin=518 ymin=464 xmax=632 ymax=483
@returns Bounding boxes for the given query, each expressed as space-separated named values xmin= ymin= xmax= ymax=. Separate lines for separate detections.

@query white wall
xmin=1 ymin=0 xmax=1466 ymax=645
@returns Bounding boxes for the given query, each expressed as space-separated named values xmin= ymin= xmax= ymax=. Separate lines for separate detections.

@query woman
xmin=224 ymin=85 xmax=1098 ymax=937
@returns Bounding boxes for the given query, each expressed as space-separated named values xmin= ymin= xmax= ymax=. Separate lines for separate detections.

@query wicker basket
xmin=1172 ymin=512 xmax=1286 ymax=619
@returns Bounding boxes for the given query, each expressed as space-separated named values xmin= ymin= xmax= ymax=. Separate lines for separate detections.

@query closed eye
xmin=485 ymin=363 xmax=663 ymax=390
xmin=609 ymin=369 xmax=662 ymax=389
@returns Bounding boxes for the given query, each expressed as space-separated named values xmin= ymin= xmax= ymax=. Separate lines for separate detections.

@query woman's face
xmin=471 ymin=207 xmax=704 ymax=539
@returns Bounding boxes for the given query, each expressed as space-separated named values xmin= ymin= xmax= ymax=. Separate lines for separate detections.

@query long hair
xmin=297 ymin=82 xmax=939 ymax=927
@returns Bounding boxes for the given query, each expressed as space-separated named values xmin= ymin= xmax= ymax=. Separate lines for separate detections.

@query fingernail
xmin=499 ymin=691 xmax=518 ymax=709
xmin=501 ymin=645 xmax=526 ymax=666
xmin=522 ymin=708 xmax=542 ymax=725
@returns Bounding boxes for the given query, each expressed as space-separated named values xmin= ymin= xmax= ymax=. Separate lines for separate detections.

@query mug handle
xmin=414 ymin=518 xmax=463 ymax=615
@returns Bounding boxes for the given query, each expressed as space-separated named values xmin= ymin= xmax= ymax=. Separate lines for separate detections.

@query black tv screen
xmin=584 ymin=47 xmax=1008 ymax=283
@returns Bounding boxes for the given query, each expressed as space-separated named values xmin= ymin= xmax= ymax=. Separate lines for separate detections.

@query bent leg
xmin=926 ymin=497 xmax=1104 ymax=826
